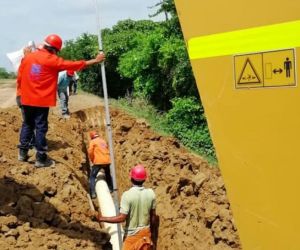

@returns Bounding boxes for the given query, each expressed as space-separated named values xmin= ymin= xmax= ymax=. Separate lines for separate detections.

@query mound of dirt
xmin=109 ymin=109 xmax=241 ymax=250
xmin=0 ymin=103 xmax=241 ymax=249
xmin=0 ymin=108 xmax=109 ymax=250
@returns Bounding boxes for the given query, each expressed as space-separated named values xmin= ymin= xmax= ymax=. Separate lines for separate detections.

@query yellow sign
xmin=235 ymin=49 xmax=296 ymax=88
xmin=235 ymin=53 xmax=263 ymax=88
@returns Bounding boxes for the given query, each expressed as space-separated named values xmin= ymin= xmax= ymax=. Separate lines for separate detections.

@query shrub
xmin=165 ymin=97 xmax=215 ymax=158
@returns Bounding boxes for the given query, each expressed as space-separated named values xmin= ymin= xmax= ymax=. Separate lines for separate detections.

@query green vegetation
xmin=165 ymin=97 xmax=215 ymax=159
xmin=0 ymin=67 xmax=15 ymax=79
xmin=60 ymin=0 xmax=216 ymax=162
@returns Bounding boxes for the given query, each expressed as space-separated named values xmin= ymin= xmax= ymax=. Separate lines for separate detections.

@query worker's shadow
xmin=47 ymin=139 xmax=71 ymax=151
xmin=0 ymin=176 xmax=111 ymax=249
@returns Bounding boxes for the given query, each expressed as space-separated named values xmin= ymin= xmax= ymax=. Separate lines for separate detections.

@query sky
xmin=0 ymin=0 xmax=164 ymax=71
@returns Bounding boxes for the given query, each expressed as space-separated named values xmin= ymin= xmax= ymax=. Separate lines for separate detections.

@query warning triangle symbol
xmin=238 ymin=58 xmax=261 ymax=84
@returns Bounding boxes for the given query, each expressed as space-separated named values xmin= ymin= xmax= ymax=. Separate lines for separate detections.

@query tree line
xmin=59 ymin=0 xmax=215 ymax=159
xmin=0 ymin=67 xmax=15 ymax=79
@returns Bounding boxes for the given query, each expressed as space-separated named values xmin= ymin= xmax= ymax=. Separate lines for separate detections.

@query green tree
xmin=150 ymin=0 xmax=177 ymax=19
xmin=151 ymin=0 xmax=182 ymax=37
xmin=117 ymin=26 xmax=197 ymax=110
xmin=58 ymin=3 xmax=215 ymax=158
xmin=60 ymin=20 xmax=161 ymax=98
xmin=0 ymin=68 xmax=9 ymax=79
xmin=158 ymin=36 xmax=198 ymax=98
xmin=0 ymin=67 xmax=15 ymax=79
xmin=102 ymin=19 xmax=160 ymax=97
xmin=59 ymin=34 xmax=103 ymax=95
xmin=117 ymin=30 xmax=164 ymax=107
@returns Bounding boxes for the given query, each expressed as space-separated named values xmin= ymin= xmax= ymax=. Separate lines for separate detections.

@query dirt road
xmin=0 ymin=81 xmax=241 ymax=249
xmin=0 ymin=80 xmax=16 ymax=108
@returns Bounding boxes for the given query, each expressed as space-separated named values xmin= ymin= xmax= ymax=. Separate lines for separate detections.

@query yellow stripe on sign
xmin=188 ymin=20 xmax=300 ymax=59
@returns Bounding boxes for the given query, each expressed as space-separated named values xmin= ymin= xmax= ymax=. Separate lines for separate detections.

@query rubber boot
xmin=90 ymin=192 xmax=97 ymax=199
xmin=18 ymin=149 xmax=29 ymax=162
xmin=35 ymin=158 xmax=55 ymax=168
xmin=35 ymin=153 xmax=55 ymax=168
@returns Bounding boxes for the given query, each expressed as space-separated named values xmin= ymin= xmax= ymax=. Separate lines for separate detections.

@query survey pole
xmin=93 ymin=0 xmax=123 ymax=248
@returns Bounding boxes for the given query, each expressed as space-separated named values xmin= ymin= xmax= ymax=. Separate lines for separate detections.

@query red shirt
xmin=17 ymin=48 xmax=86 ymax=107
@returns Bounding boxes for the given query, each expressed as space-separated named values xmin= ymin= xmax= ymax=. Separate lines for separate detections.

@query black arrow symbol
xmin=273 ymin=68 xmax=283 ymax=74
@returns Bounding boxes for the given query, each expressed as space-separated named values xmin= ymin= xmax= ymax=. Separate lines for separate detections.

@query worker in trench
xmin=17 ymin=34 xmax=105 ymax=168
xmin=88 ymin=130 xmax=113 ymax=198
xmin=89 ymin=164 xmax=157 ymax=250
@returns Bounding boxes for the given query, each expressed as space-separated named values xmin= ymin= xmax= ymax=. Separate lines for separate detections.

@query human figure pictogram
xmin=284 ymin=57 xmax=292 ymax=77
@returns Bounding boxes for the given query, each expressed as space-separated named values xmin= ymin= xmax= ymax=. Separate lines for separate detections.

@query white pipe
xmin=95 ymin=172 xmax=123 ymax=249
xmin=93 ymin=0 xmax=123 ymax=247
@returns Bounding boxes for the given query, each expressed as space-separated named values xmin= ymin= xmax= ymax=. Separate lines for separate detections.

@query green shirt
xmin=120 ymin=186 xmax=156 ymax=236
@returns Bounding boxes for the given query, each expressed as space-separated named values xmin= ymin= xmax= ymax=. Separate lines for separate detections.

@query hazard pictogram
xmin=237 ymin=58 xmax=261 ymax=84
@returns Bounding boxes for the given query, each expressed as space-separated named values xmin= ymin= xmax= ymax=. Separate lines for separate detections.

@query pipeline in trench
xmin=74 ymin=107 xmax=123 ymax=250
xmin=72 ymin=106 xmax=241 ymax=250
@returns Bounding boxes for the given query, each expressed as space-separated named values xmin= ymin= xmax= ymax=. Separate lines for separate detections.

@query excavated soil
xmin=0 ymin=93 xmax=241 ymax=249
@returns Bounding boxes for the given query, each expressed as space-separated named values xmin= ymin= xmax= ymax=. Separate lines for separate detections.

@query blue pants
xmin=89 ymin=164 xmax=113 ymax=195
xmin=19 ymin=105 xmax=49 ymax=160
xmin=58 ymin=90 xmax=69 ymax=115
xmin=16 ymin=96 xmax=35 ymax=148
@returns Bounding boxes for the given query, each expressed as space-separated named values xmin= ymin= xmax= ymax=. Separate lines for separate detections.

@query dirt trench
xmin=0 ymin=103 xmax=241 ymax=250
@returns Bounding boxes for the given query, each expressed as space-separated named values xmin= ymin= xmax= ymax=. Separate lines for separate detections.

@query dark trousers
xmin=89 ymin=164 xmax=113 ymax=195
xmin=73 ymin=81 xmax=77 ymax=94
xmin=16 ymin=96 xmax=35 ymax=148
xmin=69 ymin=80 xmax=77 ymax=94
xmin=19 ymin=105 xmax=49 ymax=160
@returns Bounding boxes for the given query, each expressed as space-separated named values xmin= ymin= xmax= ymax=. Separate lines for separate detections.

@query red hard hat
xmin=130 ymin=164 xmax=147 ymax=181
xmin=89 ymin=131 xmax=99 ymax=139
xmin=67 ymin=70 xmax=74 ymax=76
xmin=44 ymin=34 xmax=62 ymax=51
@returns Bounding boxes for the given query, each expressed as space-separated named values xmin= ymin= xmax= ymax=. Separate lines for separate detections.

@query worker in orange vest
xmin=90 ymin=164 xmax=157 ymax=250
xmin=17 ymin=34 xmax=105 ymax=168
xmin=88 ymin=131 xmax=113 ymax=198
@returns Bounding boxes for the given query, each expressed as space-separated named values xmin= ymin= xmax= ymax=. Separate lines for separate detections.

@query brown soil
xmin=0 ymin=89 xmax=241 ymax=249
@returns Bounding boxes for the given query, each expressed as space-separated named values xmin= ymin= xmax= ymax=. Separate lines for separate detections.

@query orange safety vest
xmin=17 ymin=48 xmax=86 ymax=107
xmin=88 ymin=137 xmax=111 ymax=165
